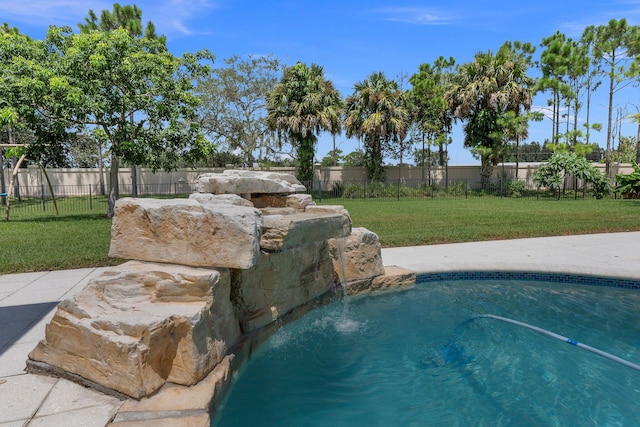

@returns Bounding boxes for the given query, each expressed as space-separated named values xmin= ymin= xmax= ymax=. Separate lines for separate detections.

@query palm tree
xmin=266 ymin=62 xmax=342 ymax=184
xmin=344 ymin=72 xmax=409 ymax=181
xmin=448 ymin=42 xmax=535 ymax=185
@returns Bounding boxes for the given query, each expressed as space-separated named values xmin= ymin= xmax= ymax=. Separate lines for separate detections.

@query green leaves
xmin=266 ymin=62 xmax=342 ymax=183
xmin=534 ymin=151 xmax=609 ymax=198
xmin=615 ymin=162 xmax=640 ymax=198
xmin=0 ymin=107 xmax=18 ymax=128
xmin=344 ymin=72 xmax=409 ymax=181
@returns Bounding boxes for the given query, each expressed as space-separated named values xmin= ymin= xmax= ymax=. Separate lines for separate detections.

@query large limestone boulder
xmin=196 ymin=170 xmax=306 ymax=195
xmin=261 ymin=211 xmax=352 ymax=252
xmin=28 ymin=262 xmax=240 ymax=399
xmin=348 ymin=265 xmax=416 ymax=296
xmin=109 ymin=198 xmax=262 ymax=270
xmin=286 ymin=194 xmax=315 ymax=211
xmin=231 ymin=241 xmax=336 ymax=332
xmin=328 ymin=227 xmax=385 ymax=285
xmin=188 ymin=193 xmax=254 ymax=207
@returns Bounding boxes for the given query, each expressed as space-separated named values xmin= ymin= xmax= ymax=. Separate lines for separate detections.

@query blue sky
xmin=2 ymin=0 xmax=640 ymax=164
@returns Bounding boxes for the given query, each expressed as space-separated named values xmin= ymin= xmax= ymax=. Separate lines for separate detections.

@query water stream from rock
xmin=333 ymin=239 xmax=360 ymax=333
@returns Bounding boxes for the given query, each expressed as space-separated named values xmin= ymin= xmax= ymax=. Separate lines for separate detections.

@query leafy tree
xmin=196 ymin=54 xmax=283 ymax=165
xmin=45 ymin=26 xmax=213 ymax=216
xmin=584 ymin=144 xmax=605 ymax=162
xmin=538 ymin=32 xmax=586 ymax=145
xmin=79 ymin=3 xmax=164 ymax=42
xmin=495 ymin=110 xmax=543 ymax=176
xmin=0 ymin=23 xmax=69 ymax=218
xmin=626 ymin=113 xmax=640 ymax=164
xmin=448 ymin=42 xmax=536 ymax=186
xmin=579 ymin=32 xmax=603 ymax=146
xmin=409 ymin=56 xmax=455 ymax=181
xmin=78 ymin=3 xmax=167 ymax=197
xmin=208 ymin=150 xmax=245 ymax=168
xmin=321 ymin=149 xmax=344 ymax=166
xmin=584 ymin=19 xmax=640 ymax=177
xmin=413 ymin=146 xmax=445 ymax=167
xmin=342 ymin=150 xmax=365 ymax=167
xmin=344 ymin=72 xmax=409 ymax=181
xmin=503 ymin=141 xmax=553 ymax=162
xmin=266 ymin=62 xmax=342 ymax=184
xmin=67 ymin=132 xmax=103 ymax=168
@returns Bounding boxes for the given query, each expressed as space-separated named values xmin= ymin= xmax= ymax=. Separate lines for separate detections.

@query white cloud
xmin=146 ymin=0 xmax=220 ymax=37
xmin=376 ymin=7 xmax=451 ymax=25
xmin=0 ymin=1 xmax=111 ymax=26
xmin=0 ymin=0 xmax=220 ymax=37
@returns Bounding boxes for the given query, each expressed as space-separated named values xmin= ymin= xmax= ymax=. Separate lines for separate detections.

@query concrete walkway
xmin=0 ymin=267 xmax=122 ymax=426
xmin=1 ymin=231 xmax=639 ymax=426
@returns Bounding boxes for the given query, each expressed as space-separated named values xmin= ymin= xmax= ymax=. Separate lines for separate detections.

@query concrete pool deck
xmin=1 ymin=231 xmax=639 ymax=426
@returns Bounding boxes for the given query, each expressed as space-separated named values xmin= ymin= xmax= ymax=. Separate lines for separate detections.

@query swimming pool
xmin=212 ymin=273 xmax=640 ymax=426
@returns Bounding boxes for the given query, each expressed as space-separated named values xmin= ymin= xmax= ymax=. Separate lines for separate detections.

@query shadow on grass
xmin=7 ymin=213 xmax=110 ymax=223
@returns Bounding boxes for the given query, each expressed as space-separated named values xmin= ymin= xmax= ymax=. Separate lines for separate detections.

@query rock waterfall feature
xmin=27 ymin=170 xmax=415 ymax=401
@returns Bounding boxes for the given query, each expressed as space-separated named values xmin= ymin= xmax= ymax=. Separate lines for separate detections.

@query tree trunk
xmin=40 ymin=164 xmax=59 ymax=215
xmin=4 ymin=153 xmax=26 ymax=221
xmin=11 ymin=155 xmax=20 ymax=199
xmin=605 ymin=63 xmax=615 ymax=178
xmin=426 ymin=139 xmax=432 ymax=186
xmin=444 ymin=146 xmax=449 ymax=186
xmin=420 ymin=132 xmax=425 ymax=182
xmin=332 ymin=134 xmax=337 ymax=166
xmin=585 ymin=67 xmax=594 ymax=146
xmin=636 ymin=121 xmax=640 ymax=164
xmin=107 ymin=154 xmax=120 ymax=218
xmin=131 ymin=164 xmax=138 ymax=198
xmin=515 ymin=136 xmax=520 ymax=179
xmin=480 ymin=156 xmax=493 ymax=190
xmin=0 ymin=148 xmax=6 ymax=207
xmin=551 ymin=93 xmax=560 ymax=144
xmin=573 ymin=97 xmax=579 ymax=146
xmin=97 ymin=141 xmax=105 ymax=196
xmin=296 ymin=133 xmax=316 ymax=187
xmin=8 ymin=127 xmax=20 ymax=200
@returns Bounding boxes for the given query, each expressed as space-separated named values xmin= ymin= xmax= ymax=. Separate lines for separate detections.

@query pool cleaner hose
xmin=477 ymin=314 xmax=640 ymax=372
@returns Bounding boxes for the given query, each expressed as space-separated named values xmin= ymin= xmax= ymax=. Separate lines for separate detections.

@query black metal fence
xmin=1 ymin=177 xmax=620 ymax=216
xmin=306 ymin=177 xmax=618 ymax=202
xmin=2 ymin=182 xmax=197 ymax=216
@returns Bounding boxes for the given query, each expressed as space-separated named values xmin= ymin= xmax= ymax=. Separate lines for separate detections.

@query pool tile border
xmin=416 ymin=271 xmax=640 ymax=290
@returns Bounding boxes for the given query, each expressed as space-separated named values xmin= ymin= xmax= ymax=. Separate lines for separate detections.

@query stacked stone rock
xmin=28 ymin=170 xmax=415 ymax=399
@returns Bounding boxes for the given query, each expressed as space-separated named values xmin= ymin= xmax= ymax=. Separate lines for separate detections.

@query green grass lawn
xmin=338 ymin=198 xmax=640 ymax=247
xmin=1 ymin=198 xmax=639 ymax=274
xmin=0 ymin=210 xmax=122 ymax=274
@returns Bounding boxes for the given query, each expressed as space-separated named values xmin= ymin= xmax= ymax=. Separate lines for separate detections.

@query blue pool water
xmin=213 ymin=278 xmax=640 ymax=426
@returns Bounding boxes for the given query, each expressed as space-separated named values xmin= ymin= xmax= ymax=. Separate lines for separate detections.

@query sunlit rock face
xmin=196 ymin=170 xmax=306 ymax=196
xmin=109 ymin=198 xmax=262 ymax=270
xmin=29 ymin=170 xmax=415 ymax=400
xmin=29 ymin=262 xmax=239 ymax=399
xmin=329 ymin=227 xmax=385 ymax=285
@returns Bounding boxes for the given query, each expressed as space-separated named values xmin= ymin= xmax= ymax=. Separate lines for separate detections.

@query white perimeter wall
xmin=5 ymin=163 xmax=635 ymax=193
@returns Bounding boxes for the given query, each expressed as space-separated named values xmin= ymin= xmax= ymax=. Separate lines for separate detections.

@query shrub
xmin=444 ymin=181 xmax=469 ymax=197
xmin=534 ymin=151 xmax=610 ymax=199
xmin=365 ymin=182 xmax=388 ymax=198
xmin=343 ymin=183 xmax=364 ymax=199
xmin=615 ymin=162 xmax=640 ymax=199
xmin=330 ymin=181 xmax=344 ymax=197
xmin=506 ymin=179 xmax=526 ymax=198
xmin=418 ymin=182 xmax=438 ymax=198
